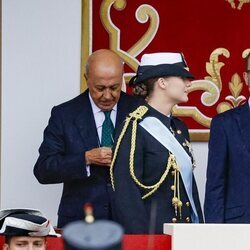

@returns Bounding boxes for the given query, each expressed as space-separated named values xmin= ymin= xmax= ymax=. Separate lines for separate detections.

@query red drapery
xmin=82 ymin=0 xmax=250 ymax=140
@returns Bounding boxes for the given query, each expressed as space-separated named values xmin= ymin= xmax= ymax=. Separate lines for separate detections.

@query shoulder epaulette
xmin=110 ymin=105 xmax=148 ymax=191
xmin=127 ymin=105 xmax=148 ymax=120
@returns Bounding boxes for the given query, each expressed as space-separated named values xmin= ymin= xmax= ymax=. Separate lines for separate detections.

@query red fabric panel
xmin=88 ymin=0 xmax=250 ymax=131
xmin=123 ymin=234 xmax=171 ymax=250
xmin=0 ymin=235 xmax=171 ymax=249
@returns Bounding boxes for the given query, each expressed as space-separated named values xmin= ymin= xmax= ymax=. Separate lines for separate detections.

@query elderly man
xmin=34 ymin=49 xmax=141 ymax=228
xmin=0 ymin=209 xmax=58 ymax=250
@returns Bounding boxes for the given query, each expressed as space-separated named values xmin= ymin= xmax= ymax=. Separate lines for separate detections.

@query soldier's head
xmin=129 ymin=52 xmax=194 ymax=104
xmin=0 ymin=209 xmax=59 ymax=250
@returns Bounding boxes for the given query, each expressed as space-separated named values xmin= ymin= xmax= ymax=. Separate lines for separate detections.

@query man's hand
xmin=85 ymin=147 xmax=112 ymax=167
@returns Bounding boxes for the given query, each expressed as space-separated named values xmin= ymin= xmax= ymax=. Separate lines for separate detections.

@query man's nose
xmin=28 ymin=245 xmax=33 ymax=250
xmin=103 ymin=89 xmax=112 ymax=99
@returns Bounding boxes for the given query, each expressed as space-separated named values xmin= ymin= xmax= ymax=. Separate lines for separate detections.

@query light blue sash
xmin=139 ymin=116 xmax=199 ymax=223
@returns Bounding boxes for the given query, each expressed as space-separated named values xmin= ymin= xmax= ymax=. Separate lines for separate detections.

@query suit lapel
xmin=235 ymin=102 xmax=250 ymax=154
xmin=116 ymin=92 xmax=128 ymax=126
xmin=75 ymin=91 xmax=99 ymax=150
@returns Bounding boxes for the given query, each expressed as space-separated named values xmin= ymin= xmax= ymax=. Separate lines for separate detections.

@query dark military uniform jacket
xmin=111 ymin=104 xmax=203 ymax=234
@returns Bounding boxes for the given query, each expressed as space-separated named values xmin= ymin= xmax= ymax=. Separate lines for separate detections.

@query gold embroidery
xmin=81 ymin=1 xmax=250 ymax=141
xmin=183 ymin=139 xmax=197 ymax=169
xmin=226 ymin=0 xmax=250 ymax=10
xmin=100 ymin=1 xmax=159 ymax=75
xmin=243 ymin=49 xmax=250 ymax=58
xmin=226 ymin=0 xmax=236 ymax=8
xmin=217 ymin=74 xmax=246 ymax=113
xmin=173 ymin=48 xmax=250 ymax=136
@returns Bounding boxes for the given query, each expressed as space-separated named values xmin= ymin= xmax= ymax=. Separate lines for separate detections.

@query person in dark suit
xmin=204 ymin=53 xmax=250 ymax=223
xmin=33 ymin=49 xmax=141 ymax=228
xmin=110 ymin=52 xmax=203 ymax=234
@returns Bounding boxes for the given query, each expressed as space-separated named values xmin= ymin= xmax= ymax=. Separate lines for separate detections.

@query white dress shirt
xmin=85 ymin=93 xmax=117 ymax=176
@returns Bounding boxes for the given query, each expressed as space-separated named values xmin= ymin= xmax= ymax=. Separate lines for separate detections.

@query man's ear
xmin=243 ymin=72 xmax=250 ymax=86
xmin=3 ymin=243 xmax=9 ymax=250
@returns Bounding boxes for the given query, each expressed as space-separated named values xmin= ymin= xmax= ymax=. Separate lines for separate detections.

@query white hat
xmin=129 ymin=52 xmax=194 ymax=86
xmin=0 ymin=208 xmax=60 ymax=237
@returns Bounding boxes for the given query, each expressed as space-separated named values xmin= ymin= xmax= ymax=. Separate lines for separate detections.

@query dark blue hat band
xmin=129 ymin=63 xmax=194 ymax=86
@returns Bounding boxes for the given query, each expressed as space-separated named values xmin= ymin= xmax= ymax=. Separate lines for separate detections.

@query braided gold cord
xmin=129 ymin=122 xmax=178 ymax=199
xmin=141 ymin=154 xmax=177 ymax=199
xmin=110 ymin=104 xmax=179 ymax=201
xmin=110 ymin=106 xmax=148 ymax=190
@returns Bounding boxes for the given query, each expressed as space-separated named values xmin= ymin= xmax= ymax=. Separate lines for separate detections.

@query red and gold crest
xmin=81 ymin=0 xmax=250 ymax=140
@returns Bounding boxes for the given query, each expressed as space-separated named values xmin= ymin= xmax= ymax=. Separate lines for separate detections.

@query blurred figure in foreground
xmin=63 ymin=204 xmax=123 ymax=250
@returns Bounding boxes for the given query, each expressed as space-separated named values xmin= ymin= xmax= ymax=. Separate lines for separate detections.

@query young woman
xmin=110 ymin=52 xmax=204 ymax=234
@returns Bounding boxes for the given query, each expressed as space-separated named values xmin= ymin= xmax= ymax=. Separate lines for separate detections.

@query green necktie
xmin=101 ymin=111 xmax=114 ymax=147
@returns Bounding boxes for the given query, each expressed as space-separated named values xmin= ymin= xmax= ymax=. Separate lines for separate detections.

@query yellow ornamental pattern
xmin=81 ymin=0 xmax=250 ymax=140
xmin=226 ymin=0 xmax=250 ymax=9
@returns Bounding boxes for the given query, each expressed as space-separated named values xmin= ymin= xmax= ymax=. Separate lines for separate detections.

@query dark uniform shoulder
xmin=128 ymin=105 xmax=149 ymax=120
xmin=171 ymin=116 xmax=188 ymax=129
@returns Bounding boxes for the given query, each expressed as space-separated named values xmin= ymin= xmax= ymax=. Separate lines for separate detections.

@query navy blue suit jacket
xmin=204 ymin=102 xmax=250 ymax=223
xmin=34 ymin=90 xmax=141 ymax=227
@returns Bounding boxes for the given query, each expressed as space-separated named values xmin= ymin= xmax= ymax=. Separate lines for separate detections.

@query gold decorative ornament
xmin=217 ymin=73 xmax=246 ymax=113
xmin=243 ymin=49 xmax=250 ymax=58
xmin=226 ymin=0 xmax=250 ymax=9
xmin=183 ymin=139 xmax=197 ymax=169
xmin=172 ymin=47 xmax=249 ymax=141
xmin=81 ymin=1 xmax=250 ymax=141
xmin=99 ymin=0 xmax=159 ymax=74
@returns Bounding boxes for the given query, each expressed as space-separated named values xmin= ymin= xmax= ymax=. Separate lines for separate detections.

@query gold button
xmin=177 ymin=130 xmax=182 ymax=134
xmin=186 ymin=217 xmax=190 ymax=223
xmin=171 ymin=171 xmax=175 ymax=176
xmin=172 ymin=218 xmax=177 ymax=223
xmin=177 ymin=201 xmax=182 ymax=207
xmin=171 ymin=185 xmax=175 ymax=191
xmin=186 ymin=202 xmax=190 ymax=207
xmin=182 ymin=142 xmax=186 ymax=146
xmin=172 ymin=197 xmax=178 ymax=205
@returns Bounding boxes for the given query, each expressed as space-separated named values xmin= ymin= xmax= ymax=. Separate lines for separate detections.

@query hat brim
xmin=0 ymin=209 xmax=60 ymax=237
xmin=130 ymin=64 xmax=194 ymax=86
